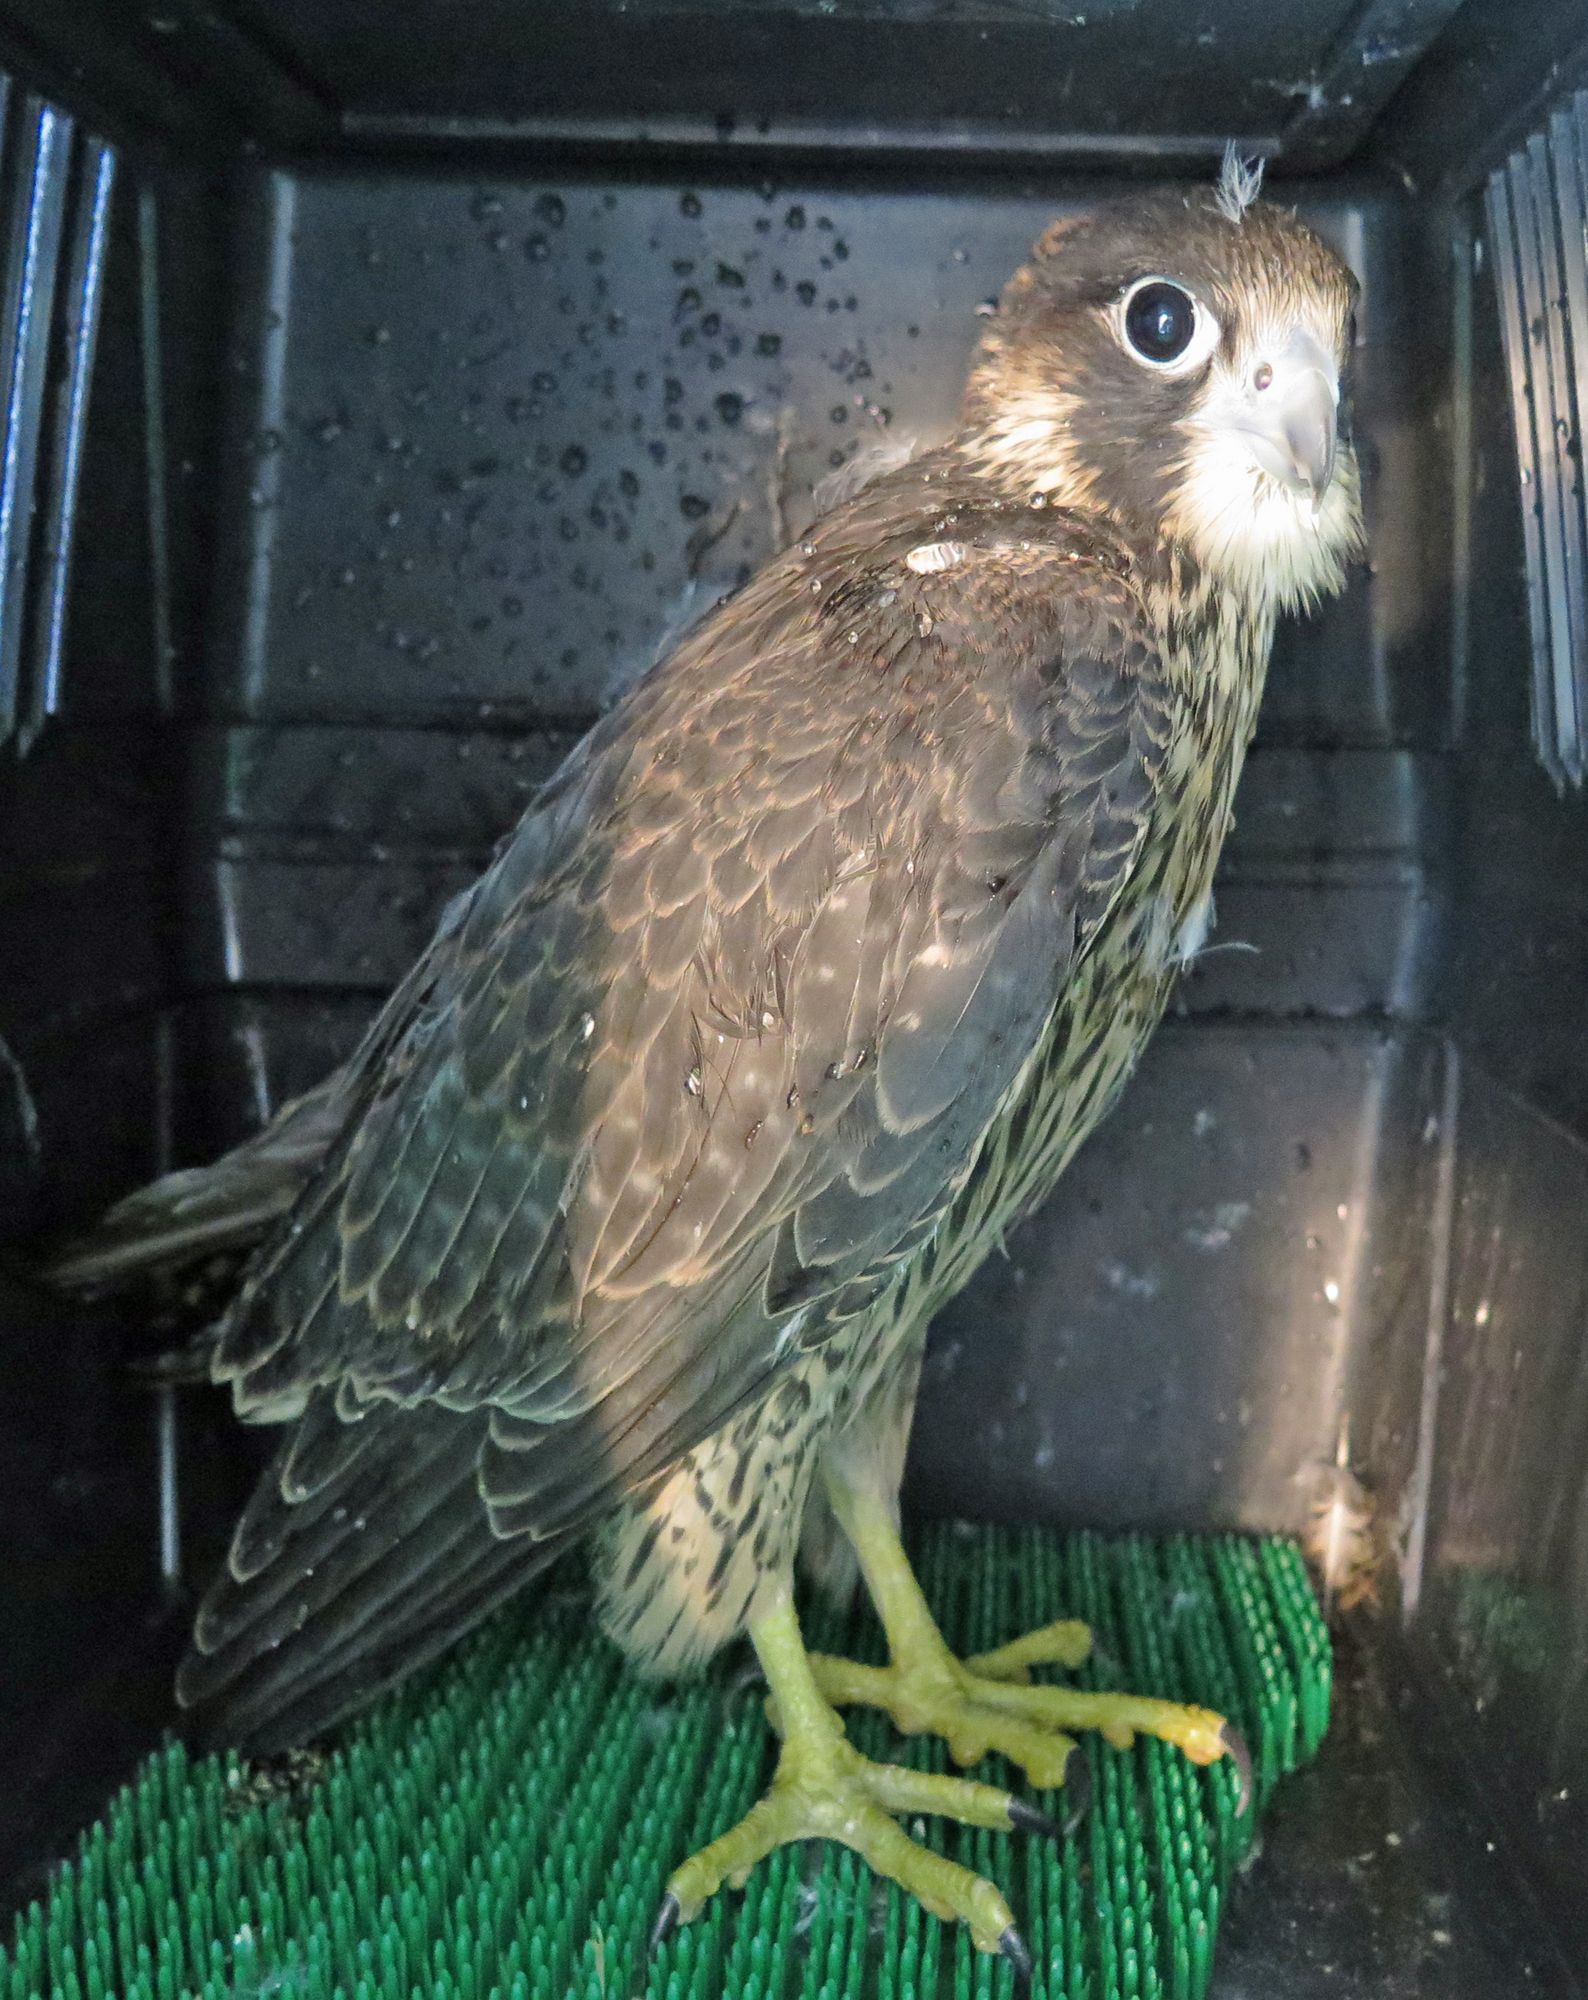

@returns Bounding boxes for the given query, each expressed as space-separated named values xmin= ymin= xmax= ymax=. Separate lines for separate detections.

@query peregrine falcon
xmin=50 ymin=160 xmax=1362 ymax=1965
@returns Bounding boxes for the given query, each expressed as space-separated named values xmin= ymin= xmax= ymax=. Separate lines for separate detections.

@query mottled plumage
xmin=180 ymin=477 xmax=1188 ymax=1738
xmin=50 ymin=176 xmax=1362 ymax=1953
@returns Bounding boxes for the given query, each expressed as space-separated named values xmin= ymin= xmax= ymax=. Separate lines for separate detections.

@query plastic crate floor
xmin=2 ymin=1525 xmax=1331 ymax=2000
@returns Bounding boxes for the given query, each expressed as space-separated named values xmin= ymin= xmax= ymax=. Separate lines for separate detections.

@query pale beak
xmin=1239 ymin=328 xmax=1339 ymax=500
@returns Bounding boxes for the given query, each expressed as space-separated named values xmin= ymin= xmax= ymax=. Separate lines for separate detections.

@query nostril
xmin=1253 ymin=362 xmax=1274 ymax=392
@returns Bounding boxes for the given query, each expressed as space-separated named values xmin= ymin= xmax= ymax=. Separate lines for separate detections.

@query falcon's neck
xmin=956 ymin=422 xmax=1268 ymax=589
xmin=950 ymin=392 xmax=1358 ymax=618
xmin=1145 ymin=551 xmax=1274 ymax=880
xmin=1138 ymin=540 xmax=1276 ymax=733
xmin=932 ymin=437 xmax=1277 ymax=939
xmin=947 ymin=436 xmax=1277 ymax=739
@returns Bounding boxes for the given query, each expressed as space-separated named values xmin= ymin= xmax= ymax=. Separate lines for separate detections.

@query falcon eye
xmin=1125 ymin=283 xmax=1193 ymax=361
xmin=1118 ymin=277 xmax=1217 ymax=374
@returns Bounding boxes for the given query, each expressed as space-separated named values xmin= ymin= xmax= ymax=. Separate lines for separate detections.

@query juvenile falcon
xmin=50 ymin=159 xmax=1362 ymax=1966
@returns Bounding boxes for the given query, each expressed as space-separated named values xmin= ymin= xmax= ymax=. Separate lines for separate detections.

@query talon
xmin=998 ymin=1924 xmax=1034 ymax=1988
xmin=1007 ymin=1797 xmax=1063 ymax=1841
xmin=1221 ymin=1721 xmax=1254 ymax=1817
xmin=649 ymin=1892 xmax=681 ymax=1951
xmin=1062 ymin=1743 xmax=1092 ymax=1835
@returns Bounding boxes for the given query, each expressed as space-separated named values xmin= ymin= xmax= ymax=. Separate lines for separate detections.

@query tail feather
xmin=41 ymin=1073 xmax=350 ymax=1294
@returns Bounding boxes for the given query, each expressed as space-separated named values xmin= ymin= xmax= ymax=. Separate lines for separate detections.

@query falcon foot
xmin=808 ymin=1639 xmax=1246 ymax=1809
xmin=819 ymin=1472 xmax=1251 ymax=1815
xmin=656 ymin=1596 xmax=1063 ymax=1961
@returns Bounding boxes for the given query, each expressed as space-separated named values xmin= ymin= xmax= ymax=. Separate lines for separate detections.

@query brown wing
xmin=178 ymin=474 xmax=1171 ymax=1748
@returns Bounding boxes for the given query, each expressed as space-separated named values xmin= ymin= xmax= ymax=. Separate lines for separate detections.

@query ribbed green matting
xmin=2 ymin=1527 xmax=1330 ymax=2000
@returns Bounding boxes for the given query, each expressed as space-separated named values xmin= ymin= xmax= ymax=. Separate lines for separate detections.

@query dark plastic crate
xmin=0 ymin=2 xmax=1585 ymax=1992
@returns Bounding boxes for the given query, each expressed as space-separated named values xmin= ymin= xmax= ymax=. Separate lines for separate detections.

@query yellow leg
xmin=655 ymin=1590 xmax=1047 ymax=1968
xmin=812 ymin=1475 xmax=1251 ymax=1812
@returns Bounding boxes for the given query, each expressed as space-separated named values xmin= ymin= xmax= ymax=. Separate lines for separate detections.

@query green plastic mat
xmin=2 ymin=1526 xmax=1330 ymax=2000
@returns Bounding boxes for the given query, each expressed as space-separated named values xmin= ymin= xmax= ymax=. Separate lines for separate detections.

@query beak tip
xmin=1241 ymin=329 xmax=1340 ymax=504
xmin=1242 ymin=385 xmax=1338 ymax=501
xmin=1302 ymin=447 xmax=1337 ymax=503
xmin=1281 ymin=406 xmax=1337 ymax=504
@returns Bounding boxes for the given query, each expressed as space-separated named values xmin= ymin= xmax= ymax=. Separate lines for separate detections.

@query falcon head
xmin=960 ymin=167 xmax=1363 ymax=612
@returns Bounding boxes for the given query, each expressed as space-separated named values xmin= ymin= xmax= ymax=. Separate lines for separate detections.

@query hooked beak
xmin=1238 ymin=328 xmax=1339 ymax=501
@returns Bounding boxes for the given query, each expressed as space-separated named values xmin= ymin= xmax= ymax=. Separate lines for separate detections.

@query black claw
xmin=649 ymin=1893 xmax=681 ymax=1952
xmin=1008 ymin=1797 xmax=1064 ymax=1841
xmin=1061 ymin=1744 xmax=1093 ymax=1837
xmin=998 ymin=1925 xmax=1034 ymax=1990
xmin=1221 ymin=1721 xmax=1254 ymax=1818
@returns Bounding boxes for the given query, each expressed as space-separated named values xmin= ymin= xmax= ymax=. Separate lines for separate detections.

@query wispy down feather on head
xmin=1214 ymin=142 xmax=1264 ymax=224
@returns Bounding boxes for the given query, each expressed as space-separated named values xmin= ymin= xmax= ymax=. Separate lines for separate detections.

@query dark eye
xmin=1123 ymin=280 xmax=1200 ymax=364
